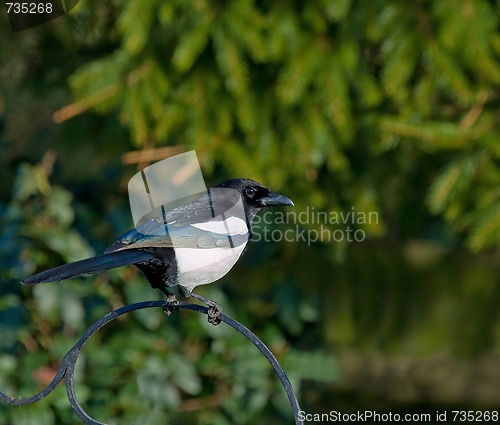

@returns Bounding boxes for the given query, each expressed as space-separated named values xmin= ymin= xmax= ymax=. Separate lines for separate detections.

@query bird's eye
xmin=245 ymin=187 xmax=257 ymax=199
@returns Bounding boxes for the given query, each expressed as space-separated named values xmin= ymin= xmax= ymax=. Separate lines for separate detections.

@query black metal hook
xmin=1 ymin=301 xmax=303 ymax=425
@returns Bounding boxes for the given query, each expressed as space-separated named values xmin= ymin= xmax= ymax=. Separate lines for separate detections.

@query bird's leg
xmin=159 ymin=286 xmax=179 ymax=316
xmin=181 ymin=289 xmax=222 ymax=326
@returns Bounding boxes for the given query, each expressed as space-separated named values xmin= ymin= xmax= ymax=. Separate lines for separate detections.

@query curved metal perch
xmin=1 ymin=301 xmax=303 ymax=425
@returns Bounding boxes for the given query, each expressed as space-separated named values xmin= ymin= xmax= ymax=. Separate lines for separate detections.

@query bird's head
xmin=215 ymin=178 xmax=294 ymax=222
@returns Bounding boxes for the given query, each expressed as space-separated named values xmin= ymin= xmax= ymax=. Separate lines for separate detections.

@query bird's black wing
xmin=105 ymin=188 xmax=246 ymax=253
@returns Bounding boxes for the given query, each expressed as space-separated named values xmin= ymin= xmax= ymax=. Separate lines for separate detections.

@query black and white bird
xmin=22 ymin=178 xmax=294 ymax=324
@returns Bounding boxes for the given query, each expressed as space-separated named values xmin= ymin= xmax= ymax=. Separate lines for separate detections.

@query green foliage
xmin=47 ymin=0 xmax=500 ymax=251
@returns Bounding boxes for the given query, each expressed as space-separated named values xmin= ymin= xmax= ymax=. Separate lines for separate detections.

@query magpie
xmin=22 ymin=178 xmax=294 ymax=324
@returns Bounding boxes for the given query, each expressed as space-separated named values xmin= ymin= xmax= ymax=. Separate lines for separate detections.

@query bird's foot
xmin=161 ymin=289 xmax=179 ymax=316
xmin=207 ymin=304 xmax=222 ymax=326
xmin=188 ymin=292 xmax=223 ymax=326
xmin=162 ymin=297 xmax=180 ymax=316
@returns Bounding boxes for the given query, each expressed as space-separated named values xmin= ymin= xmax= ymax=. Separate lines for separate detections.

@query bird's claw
xmin=186 ymin=292 xmax=223 ymax=326
xmin=162 ymin=294 xmax=179 ymax=317
xmin=207 ymin=304 xmax=222 ymax=326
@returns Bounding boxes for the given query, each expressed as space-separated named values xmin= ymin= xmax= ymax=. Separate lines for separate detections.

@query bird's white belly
xmin=175 ymin=243 xmax=247 ymax=292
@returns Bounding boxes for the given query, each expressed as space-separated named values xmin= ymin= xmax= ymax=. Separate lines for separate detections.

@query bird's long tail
xmin=22 ymin=250 xmax=154 ymax=285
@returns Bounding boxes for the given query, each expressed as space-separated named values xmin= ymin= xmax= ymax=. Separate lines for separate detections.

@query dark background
xmin=2 ymin=0 xmax=500 ymax=423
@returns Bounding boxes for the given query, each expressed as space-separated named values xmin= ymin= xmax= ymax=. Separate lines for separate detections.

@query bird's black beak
xmin=258 ymin=191 xmax=294 ymax=207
